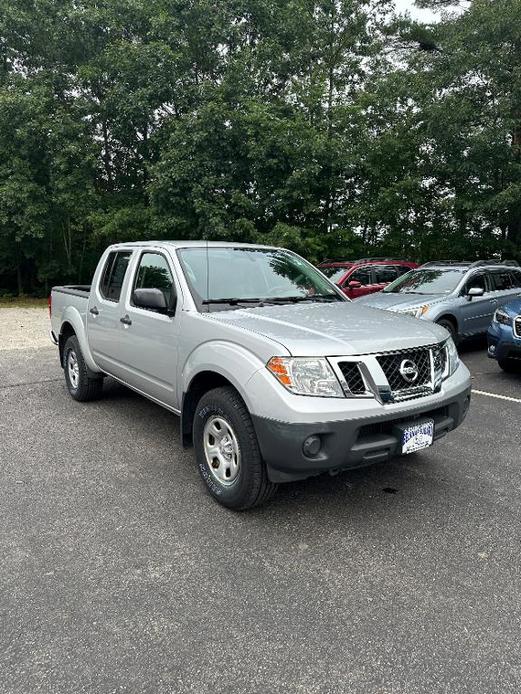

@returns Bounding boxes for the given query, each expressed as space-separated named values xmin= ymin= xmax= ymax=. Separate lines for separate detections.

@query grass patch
xmin=0 ymin=297 xmax=48 ymax=308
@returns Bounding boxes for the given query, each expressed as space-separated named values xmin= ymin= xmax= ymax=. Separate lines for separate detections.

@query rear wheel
xmin=193 ymin=386 xmax=277 ymax=510
xmin=63 ymin=335 xmax=103 ymax=401
xmin=498 ymin=357 xmax=521 ymax=374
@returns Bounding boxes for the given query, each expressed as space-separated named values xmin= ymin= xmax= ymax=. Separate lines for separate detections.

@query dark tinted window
xmin=510 ymin=270 xmax=521 ymax=288
xmin=133 ymin=252 xmax=176 ymax=309
xmin=100 ymin=251 xmax=131 ymax=302
xmin=350 ymin=267 xmax=372 ymax=285
xmin=398 ymin=266 xmax=413 ymax=277
xmin=491 ymin=270 xmax=513 ymax=291
xmin=463 ymin=273 xmax=487 ymax=294
xmin=374 ymin=266 xmax=398 ymax=284
xmin=320 ymin=267 xmax=349 ymax=283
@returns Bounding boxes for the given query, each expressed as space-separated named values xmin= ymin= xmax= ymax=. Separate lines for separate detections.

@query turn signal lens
xmin=266 ymin=357 xmax=344 ymax=397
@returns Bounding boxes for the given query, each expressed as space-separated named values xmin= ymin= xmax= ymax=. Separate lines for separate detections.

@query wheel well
xmin=181 ymin=371 xmax=235 ymax=448
xmin=59 ymin=322 xmax=76 ymax=367
xmin=437 ymin=314 xmax=458 ymax=334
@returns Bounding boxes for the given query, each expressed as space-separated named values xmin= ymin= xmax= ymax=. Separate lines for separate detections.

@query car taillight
xmin=48 ymin=294 xmax=52 ymax=318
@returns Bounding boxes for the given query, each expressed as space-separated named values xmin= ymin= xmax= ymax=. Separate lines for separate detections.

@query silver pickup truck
xmin=50 ymin=241 xmax=471 ymax=510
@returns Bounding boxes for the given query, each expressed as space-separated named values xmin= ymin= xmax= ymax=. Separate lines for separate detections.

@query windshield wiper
xmin=202 ymin=298 xmax=264 ymax=306
xmin=260 ymin=295 xmax=340 ymax=304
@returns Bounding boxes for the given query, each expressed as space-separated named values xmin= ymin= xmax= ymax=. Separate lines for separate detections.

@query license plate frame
xmin=400 ymin=419 xmax=434 ymax=455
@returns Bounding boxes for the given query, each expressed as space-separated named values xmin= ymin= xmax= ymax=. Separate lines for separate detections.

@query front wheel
xmin=498 ymin=357 xmax=521 ymax=374
xmin=63 ymin=335 xmax=104 ymax=401
xmin=436 ymin=318 xmax=458 ymax=343
xmin=193 ymin=386 xmax=277 ymax=510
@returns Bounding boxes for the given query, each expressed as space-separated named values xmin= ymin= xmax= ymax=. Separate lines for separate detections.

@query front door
xmin=459 ymin=272 xmax=496 ymax=335
xmin=116 ymin=250 xmax=181 ymax=409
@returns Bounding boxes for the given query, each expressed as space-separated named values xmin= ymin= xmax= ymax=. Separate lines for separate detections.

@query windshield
xmin=178 ymin=247 xmax=345 ymax=311
xmin=384 ymin=268 xmax=465 ymax=295
xmin=319 ymin=266 xmax=351 ymax=283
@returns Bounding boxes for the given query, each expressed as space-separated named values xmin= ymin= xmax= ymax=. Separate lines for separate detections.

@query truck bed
xmin=51 ymin=284 xmax=91 ymax=298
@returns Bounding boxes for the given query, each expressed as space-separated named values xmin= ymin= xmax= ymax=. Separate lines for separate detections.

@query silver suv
xmin=355 ymin=260 xmax=521 ymax=342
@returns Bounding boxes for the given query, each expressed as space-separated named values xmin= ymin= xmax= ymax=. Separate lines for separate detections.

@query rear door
xmin=87 ymin=249 xmax=133 ymax=378
xmin=491 ymin=269 xmax=521 ymax=308
xmin=115 ymin=250 xmax=181 ymax=409
xmin=458 ymin=271 xmax=496 ymax=335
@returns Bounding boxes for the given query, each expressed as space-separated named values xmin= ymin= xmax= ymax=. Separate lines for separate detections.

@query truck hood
xmin=354 ymin=292 xmax=445 ymax=310
xmin=208 ymin=301 xmax=448 ymax=357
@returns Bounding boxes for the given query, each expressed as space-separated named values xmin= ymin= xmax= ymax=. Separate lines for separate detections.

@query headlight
xmin=394 ymin=305 xmax=430 ymax=319
xmin=493 ymin=308 xmax=512 ymax=326
xmin=267 ymin=357 xmax=344 ymax=397
xmin=445 ymin=336 xmax=459 ymax=377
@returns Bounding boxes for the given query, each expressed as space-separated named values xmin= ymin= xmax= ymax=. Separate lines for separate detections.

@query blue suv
xmin=487 ymin=298 xmax=521 ymax=373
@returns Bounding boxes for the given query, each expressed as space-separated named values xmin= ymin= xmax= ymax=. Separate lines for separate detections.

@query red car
xmin=317 ymin=258 xmax=419 ymax=299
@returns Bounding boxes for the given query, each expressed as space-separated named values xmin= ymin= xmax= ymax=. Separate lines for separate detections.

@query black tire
xmin=63 ymin=335 xmax=104 ymax=402
xmin=437 ymin=318 xmax=458 ymax=343
xmin=193 ymin=386 xmax=277 ymax=510
xmin=498 ymin=358 xmax=521 ymax=374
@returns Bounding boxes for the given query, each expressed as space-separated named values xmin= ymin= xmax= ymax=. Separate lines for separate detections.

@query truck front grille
xmin=338 ymin=362 xmax=366 ymax=395
xmin=376 ymin=344 xmax=447 ymax=402
xmin=331 ymin=342 xmax=449 ymax=404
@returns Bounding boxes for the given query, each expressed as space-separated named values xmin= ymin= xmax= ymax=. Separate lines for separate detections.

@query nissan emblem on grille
xmin=399 ymin=359 xmax=419 ymax=383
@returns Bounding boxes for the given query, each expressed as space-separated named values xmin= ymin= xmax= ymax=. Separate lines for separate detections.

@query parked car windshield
xmin=178 ymin=247 xmax=345 ymax=310
xmin=384 ymin=268 xmax=465 ymax=295
xmin=320 ymin=266 xmax=352 ymax=283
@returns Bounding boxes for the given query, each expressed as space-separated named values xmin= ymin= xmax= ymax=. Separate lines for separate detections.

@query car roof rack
xmin=469 ymin=259 xmax=519 ymax=268
xmin=353 ymin=257 xmax=409 ymax=263
xmin=421 ymin=260 xmax=472 ymax=267
xmin=318 ymin=258 xmax=354 ymax=265
xmin=421 ymin=259 xmax=520 ymax=269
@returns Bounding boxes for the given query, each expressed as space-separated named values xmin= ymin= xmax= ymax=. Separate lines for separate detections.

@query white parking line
xmin=472 ymin=389 xmax=521 ymax=404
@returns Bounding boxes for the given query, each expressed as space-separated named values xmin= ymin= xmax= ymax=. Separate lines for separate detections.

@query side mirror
xmin=133 ymin=287 xmax=168 ymax=311
xmin=467 ymin=286 xmax=484 ymax=300
xmin=348 ymin=280 xmax=362 ymax=289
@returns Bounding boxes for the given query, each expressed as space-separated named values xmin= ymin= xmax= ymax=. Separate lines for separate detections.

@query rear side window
xmin=509 ymin=270 xmax=521 ymax=288
xmin=99 ymin=251 xmax=132 ymax=302
xmin=491 ymin=271 xmax=513 ymax=291
xmin=374 ymin=266 xmax=398 ymax=284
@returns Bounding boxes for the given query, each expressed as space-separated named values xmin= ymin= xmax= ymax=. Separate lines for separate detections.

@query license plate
xmin=401 ymin=419 xmax=434 ymax=454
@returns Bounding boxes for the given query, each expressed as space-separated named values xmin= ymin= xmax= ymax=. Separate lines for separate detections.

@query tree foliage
xmin=0 ymin=0 xmax=519 ymax=294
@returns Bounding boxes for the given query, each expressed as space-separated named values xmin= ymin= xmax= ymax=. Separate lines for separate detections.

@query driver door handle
xmin=120 ymin=315 xmax=132 ymax=326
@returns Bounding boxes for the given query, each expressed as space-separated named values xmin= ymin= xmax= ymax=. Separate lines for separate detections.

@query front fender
xmin=60 ymin=306 xmax=100 ymax=374
xmin=181 ymin=341 xmax=267 ymax=414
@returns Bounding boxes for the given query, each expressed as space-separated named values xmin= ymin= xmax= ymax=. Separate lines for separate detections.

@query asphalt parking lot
xmin=1 ymin=324 xmax=521 ymax=693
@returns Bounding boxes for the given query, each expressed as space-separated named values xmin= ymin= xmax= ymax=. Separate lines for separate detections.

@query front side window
xmin=320 ymin=266 xmax=350 ymax=283
xmin=463 ymin=273 xmax=487 ymax=294
xmin=510 ymin=270 xmax=521 ymax=288
xmin=178 ymin=247 xmax=344 ymax=311
xmin=132 ymin=252 xmax=176 ymax=310
xmin=99 ymin=251 xmax=132 ymax=302
xmin=384 ymin=268 xmax=465 ymax=295
xmin=349 ymin=267 xmax=372 ymax=285
xmin=374 ymin=266 xmax=398 ymax=284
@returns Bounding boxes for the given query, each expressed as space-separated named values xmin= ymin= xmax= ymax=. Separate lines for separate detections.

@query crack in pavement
xmin=0 ymin=378 xmax=62 ymax=390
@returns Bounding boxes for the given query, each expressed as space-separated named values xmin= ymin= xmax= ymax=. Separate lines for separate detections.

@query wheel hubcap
xmin=67 ymin=350 xmax=80 ymax=389
xmin=203 ymin=416 xmax=240 ymax=486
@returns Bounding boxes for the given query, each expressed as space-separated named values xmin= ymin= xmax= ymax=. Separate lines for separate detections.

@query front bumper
xmin=253 ymin=381 xmax=471 ymax=483
xmin=487 ymin=323 xmax=521 ymax=362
